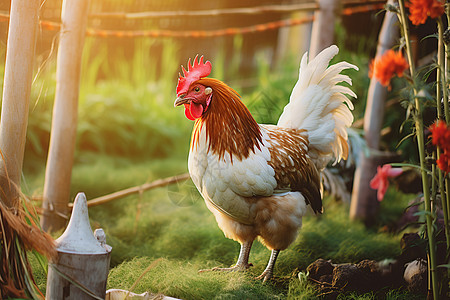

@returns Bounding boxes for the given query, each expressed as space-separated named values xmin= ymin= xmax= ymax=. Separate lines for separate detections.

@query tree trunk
xmin=0 ymin=0 xmax=40 ymax=208
xmin=350 ymin=0 xmax=399 ymax=222
xmin=309 ymin=0 xmax=339 ymax=58
xmin=41 ymin=0 xmax=91 ymax=232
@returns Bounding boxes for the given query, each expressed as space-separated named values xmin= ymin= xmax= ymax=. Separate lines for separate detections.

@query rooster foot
xmin=255 ymin=249 xmax=279 ymax=283
xmin=255 ymin=269 xmax=273 ymax=283
xmin=198 ymin=263 xmax=253 ymax=273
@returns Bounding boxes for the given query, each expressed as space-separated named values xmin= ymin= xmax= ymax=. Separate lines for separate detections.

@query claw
xmin=199 ymin=242 xmax=254 ymax=275
xmin=255 ymin=269 xmax=272 ymax=283
xmin=198 ymin=263 xmax=253 ymax=273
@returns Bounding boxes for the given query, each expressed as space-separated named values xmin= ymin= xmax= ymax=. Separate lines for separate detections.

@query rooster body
xmin=175 ymin=45 xmax=357 ymax=281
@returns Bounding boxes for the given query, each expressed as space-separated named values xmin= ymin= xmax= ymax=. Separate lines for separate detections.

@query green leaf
xmin=412 ymin=210 xmax=434 ymax=218
xmin=437 ymin=264 xmax=450 ymax=269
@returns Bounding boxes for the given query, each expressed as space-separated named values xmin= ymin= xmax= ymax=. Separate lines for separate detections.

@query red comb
xmin=176 ymin=55 xmax=212 ymax=96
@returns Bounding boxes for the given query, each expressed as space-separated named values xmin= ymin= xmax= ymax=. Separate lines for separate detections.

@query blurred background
xmin=0 ymin=1 xmax=433 ymax=298
xmin=0 ymin=0 xmax=385 ymax=163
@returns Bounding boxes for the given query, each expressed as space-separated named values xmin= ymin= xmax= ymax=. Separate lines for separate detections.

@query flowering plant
xmin=370 ymin=164 xmax=403 ymax=201
xmin=369 ymin=49 xmax=409 ymax=89
xmin=368 ymin=0 xmax=448 ymax=298
xmin=430 ymin=120 xmax=450 ymax=173
xmin=409 ymin=0 xmax=444 ymax=25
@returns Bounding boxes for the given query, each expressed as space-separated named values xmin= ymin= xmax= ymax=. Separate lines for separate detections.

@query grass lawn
xmin=26 ymin=152 xmax=422 ymax=299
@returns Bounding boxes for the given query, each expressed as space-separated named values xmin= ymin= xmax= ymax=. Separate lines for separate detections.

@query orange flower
xmin=430 ymin=121 xmax=450 ymax=150
xmin=429 ymin=121 xmax=450 ymax=173
xmin=409 ymin=0 xmax=444 ymax=25
xmin=437 ymin=152 xmax=450 ymax=173
xmin=369 ymin=50 xmax=409 ymax=89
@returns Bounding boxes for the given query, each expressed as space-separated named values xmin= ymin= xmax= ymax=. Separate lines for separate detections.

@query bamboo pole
xmin=396 ymin=0 xmax=438 ymax=296
xmin=0 ymin=0 xmax=40 ymax=208
xmin=41 ymin=0 xmax=90 ymax=232
xmin=309 ymin=0 xmax=340 ymax=58
xmin=350 ymin=0 xmax=399 ymax=222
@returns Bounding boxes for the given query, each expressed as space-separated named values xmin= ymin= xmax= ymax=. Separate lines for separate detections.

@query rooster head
xmin=174 ymin=55 xmax=213 ymax=120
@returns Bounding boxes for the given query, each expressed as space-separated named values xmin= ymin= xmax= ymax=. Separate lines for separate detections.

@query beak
xmin=174 ymin=95 xmax=191 ymax=107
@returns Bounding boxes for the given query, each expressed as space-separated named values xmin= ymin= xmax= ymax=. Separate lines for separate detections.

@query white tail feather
xmin=277 ymin=45 xmax=358 ymax=169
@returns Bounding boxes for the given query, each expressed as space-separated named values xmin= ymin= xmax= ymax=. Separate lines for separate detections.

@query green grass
xmin=26 ymin=152 xmax=418 ymax=299
xmin=107 ymin=258 xmax=285 ymax=299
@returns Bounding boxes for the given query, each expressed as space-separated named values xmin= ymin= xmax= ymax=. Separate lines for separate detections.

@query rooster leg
xmin=199 ymin=241 xmax=253 ymax=273
xmin=255 ymin=249 xmax=280 ymax=282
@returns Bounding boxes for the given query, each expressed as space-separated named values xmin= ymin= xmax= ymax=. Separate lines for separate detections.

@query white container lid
xmin=56 ymin=192 xmax=110 ymax=254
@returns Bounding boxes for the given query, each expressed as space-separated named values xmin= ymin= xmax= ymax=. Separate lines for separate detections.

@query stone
xmin=306 ymin=259 xmax=334 ymax=281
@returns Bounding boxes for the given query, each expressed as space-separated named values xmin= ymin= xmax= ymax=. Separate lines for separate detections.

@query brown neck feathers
xmin=191 ymin=78 xmax=262 ymax=162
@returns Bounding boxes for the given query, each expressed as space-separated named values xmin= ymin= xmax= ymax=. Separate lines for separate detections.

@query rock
xmin=400 ymin=232 xmax=421 ymax=252
xmin=404 ymin=259 xmax=427 ymax=294
xmin=330 ymin=260 xmax=388 ymax=294
xmin=356 ymin=259 xmax=378 ymax=273
xmin=408 ymin=273 xmax=427 ymax=294
xmin=331 ymin=263 xmax=363 ymax=292
xmin=397 ymin=233 xmax=427 ymax=266
xmin=318 ymin=274 xmax=333 ymax=285
xmin=307 ymin=259 xmax=334 ymax=281
xmin=404 ymin=259 xmax=427 ymax=283
xmin=377 ymin=259 xmax=404 ymax=288
xmin=356 ymin=259 xmax=390 ymax=293
xmin=306 ymin=258 xmax=415 ymax=296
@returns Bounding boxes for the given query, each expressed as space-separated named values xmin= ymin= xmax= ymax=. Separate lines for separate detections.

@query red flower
xmin=436 ymin=152 xmax=450 ymax=173
xmin=369 ymin=50 xmax=409 ymax=90
xmin=429 ymin=121 xmax=450 ymax=173
xmin=430 ymin=120 xmax=450 ymax=151
xmin=409 ymin=0 xmax=444 ymax=26
xmin=370 ymin=164 xmax=403 ymax=201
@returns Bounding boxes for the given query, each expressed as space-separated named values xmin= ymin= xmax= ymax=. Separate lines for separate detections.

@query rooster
xmin=174 ymin=45 xmax=358 ymax=282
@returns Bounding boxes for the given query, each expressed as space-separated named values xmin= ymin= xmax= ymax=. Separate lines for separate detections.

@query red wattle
xmin=190 ymin=102 xmax=204 ymax=119
xmin=183 ymin=104 xmax=195 ymax=121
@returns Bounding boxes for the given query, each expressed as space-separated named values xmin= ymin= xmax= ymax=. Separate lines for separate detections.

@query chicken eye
xmin=194 ymin=87 xmax=200 ymax=92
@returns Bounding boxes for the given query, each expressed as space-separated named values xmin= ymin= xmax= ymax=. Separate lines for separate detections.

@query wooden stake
xmin=0 ymin=0 xmax=40 ymax=208
xmin=41 ymin=0 xmax=91 ymax=232
xmin=362 ymin=3 xmax=399 ymax=150
xmin=350 ymin=0 xmax=399 ymax=222
xmin=309 ymin=0 xmax=340 ymax=58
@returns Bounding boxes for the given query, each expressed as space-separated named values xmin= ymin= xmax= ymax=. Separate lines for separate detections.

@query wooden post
xmin=350 ymin=0 xmax=399 ymax=222
xmin=41 ymin=0 xmax=90 ymax=232
xmin=0 ymin=0 xmax=40 ymax=208
xmin=309 ymin=0 xmax=339 ymax=58
xmin=46 ymin=193 xmax=111 ymax=299
xmin=275 ymin=11 xmax=311 ymax=65
xmin=362 ymin=1 xmax=399 ymax=150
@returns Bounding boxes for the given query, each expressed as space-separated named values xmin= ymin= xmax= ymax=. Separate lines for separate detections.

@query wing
xmin=189 ymin=124 xmax=322 ymax=226
xmin=262 ymin=125 xmax=323 ymax=214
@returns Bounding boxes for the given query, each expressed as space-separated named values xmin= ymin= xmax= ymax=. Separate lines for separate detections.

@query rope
xmin=87 ymin=16 xmax=315 ymax=38
xmin=88 ymin=3 xmax=319 ymax=19
xmin=0 ymin=3 xmax=385 ymax=39
xmin=88 ymin=0 xmax=384 ymax=19
xmin=342 ymin=3 xmax=384 ymax=15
